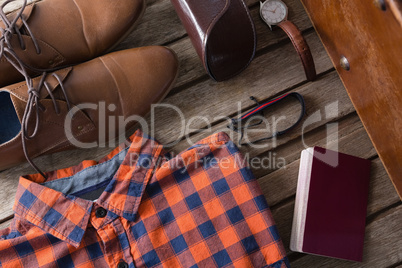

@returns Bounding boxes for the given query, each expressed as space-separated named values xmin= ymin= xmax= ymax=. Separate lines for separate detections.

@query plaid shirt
xmin=0 ymin=130 xmax=289 ymax=268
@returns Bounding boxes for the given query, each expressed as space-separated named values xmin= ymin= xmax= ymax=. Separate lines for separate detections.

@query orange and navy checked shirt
xmin=0 ymin=130 xmax=289 ymax=268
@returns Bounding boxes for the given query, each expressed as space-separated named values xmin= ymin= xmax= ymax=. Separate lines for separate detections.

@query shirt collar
xmin=13 ymin=130 xmax=164 ymax=247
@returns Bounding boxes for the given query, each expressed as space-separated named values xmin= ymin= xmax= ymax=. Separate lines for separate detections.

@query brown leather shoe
xmin=0 ymin=46 xmax=178 ymax=173
xmin=0 ymin=0 xmax=146 ymax=87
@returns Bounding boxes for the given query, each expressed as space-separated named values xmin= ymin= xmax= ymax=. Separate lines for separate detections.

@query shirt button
xmin=95 ymin=207 xmax=107 ymax=218
xmin=117 ymin=261 xmax=129 ymax=268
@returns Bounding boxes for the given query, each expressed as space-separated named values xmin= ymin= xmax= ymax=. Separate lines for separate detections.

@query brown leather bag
xmin=300 ymin=0 xmax=402 ymax=199
xmin=171 ymin=0 xmax=256 ymax=81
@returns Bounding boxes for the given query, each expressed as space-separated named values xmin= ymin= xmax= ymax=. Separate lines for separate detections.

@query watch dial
xmin=261 ymin=0 xmax=287 ymax=25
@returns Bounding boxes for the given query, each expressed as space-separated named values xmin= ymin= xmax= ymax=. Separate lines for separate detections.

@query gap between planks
xmin=1 ymin=1 xmax=398 ymax=266
xmin=0 ymin=66 xmax=342 ymax=220
xmin=290 ymin=204 xmax=402 ymax=267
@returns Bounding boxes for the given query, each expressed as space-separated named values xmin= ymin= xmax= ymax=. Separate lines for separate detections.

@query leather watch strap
xmin=278 ymin=20 xmax=316 ymax=81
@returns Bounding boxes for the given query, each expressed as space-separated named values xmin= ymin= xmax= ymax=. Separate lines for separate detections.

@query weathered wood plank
xmin=115 ymin=0 xmax=184 ymax=50
xmin=251 ymin=114 xmax=365 ymax=178
xmin=148 ymin=31 xmax=332 ymax=145
xmin=0 ymin=108 xmax=384 ymax=222
xmin=0 ymin=29 xmax=332 ymax=180
xmin=166 ymin=39 xmax=206 ymax=89
xmin=271 ymin=157 xmax=400 ymax=255
xmin=0 ymin=68 xmax=342 ymax=221
xmin=0 ymin=56 xmax=333 ymax=221
xmin=114 ymin=0 xmax=313 ymax=89
xmin=259 ymin=115 xmax=380 ymax=208
xmin=0 ymin=42 xmax=349 ymax=222
xmin=0 ymin=12 xmax=331 ymax=223
xmin=2 ymin=0 xmax=308 ymax=59
xmin=115 ymin=0 xmax=312 ymax=49
xmin=171 ymin=71 xmax=352 ymax=160
xmin=2 ymin=0 xmax=39 ymax=13
xmin=0 ymin=0 xmax=324 ymax=183
xmin=116 ymin=0 xmax=315 ymax=88
xmin=1 ymin=0 xmax=399 ymax=266
xmin=0 ymin=219 xmax=12 ymax=230
xmin=289 ymin=205 xmax=402 ymax=267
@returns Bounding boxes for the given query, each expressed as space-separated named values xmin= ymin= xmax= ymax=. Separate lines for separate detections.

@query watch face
xmin=260 ymin=0 xmax=288 ymax=25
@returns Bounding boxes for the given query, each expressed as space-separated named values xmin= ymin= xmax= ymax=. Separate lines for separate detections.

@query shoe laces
xmin=22 ymin=72 xmax=71 ymax=178
xmin=0 ymin=0 xmax=41 ymax=61
xmin=1 ymin=0 xmax=71 ymax=178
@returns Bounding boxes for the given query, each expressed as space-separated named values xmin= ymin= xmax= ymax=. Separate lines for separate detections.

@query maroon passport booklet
xmin=290 ymin=147 xmax=371 ymax=261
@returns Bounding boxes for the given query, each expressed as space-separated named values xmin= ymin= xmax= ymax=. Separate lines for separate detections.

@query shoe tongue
xmin=1 ymin=67 xmax=73 ymax=122
xmin=8 ymin=94 xmax=25 ymax=124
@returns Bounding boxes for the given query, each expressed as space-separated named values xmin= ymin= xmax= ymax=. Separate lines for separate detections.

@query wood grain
xmin=271 ymin=158 xmax=400 ymax=255
xmin=0 ymin=0 xmax=400 ymax=266
xmin=301 ymin=0 xmax=402 ymax=199
xmin=115 ymin=0 xmax=314 ymax=89
xmin=290 ymin=205 xmax=402 ymax=267
xmin=171 ymin=71 xmax=353 ymax=160
xmin=0 ymin=219 xmax=12 ymax=230
xmin=1 ymin=0 xmax=39 ymax=13
xmin=258 ymin=115 xmax=396 ymax=208
xmin=0 ymin=30 xmax=333 ymax=180
xmin=148 ymin=31 xmax=332 ymax=146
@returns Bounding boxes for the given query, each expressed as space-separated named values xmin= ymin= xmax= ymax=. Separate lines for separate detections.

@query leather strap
xmin=278 ymin=20 xmax=317 ymax=81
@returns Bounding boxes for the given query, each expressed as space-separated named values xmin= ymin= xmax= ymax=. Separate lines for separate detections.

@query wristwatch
xmin=260 ymin=0 xmax=316 ymax=81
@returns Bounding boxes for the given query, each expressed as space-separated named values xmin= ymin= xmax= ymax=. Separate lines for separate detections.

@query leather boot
xmin=0 ymin=0 xmax=146 ymax=87
xmin=0 ymin=46 xmax=178 ymax=173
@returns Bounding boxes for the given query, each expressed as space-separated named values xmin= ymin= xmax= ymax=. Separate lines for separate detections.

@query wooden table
xmin=0 ymin=0 xmax=401 ymax=267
